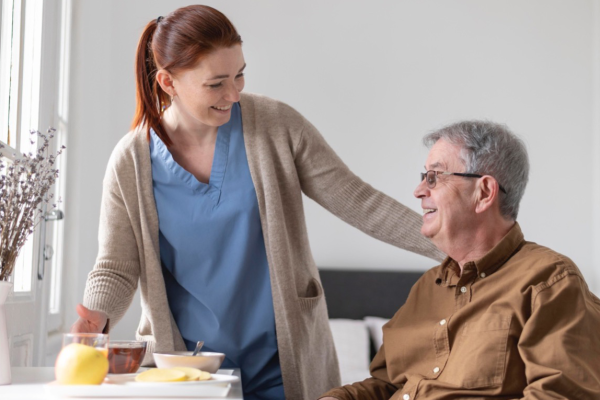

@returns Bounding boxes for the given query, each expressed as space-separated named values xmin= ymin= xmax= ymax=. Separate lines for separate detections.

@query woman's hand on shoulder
xmin=70 ymin=303 xmax=109 ymax=333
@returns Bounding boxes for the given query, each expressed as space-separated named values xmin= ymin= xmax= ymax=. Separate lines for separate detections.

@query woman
xmin=72 ymin=5 xmax=443 ymax=400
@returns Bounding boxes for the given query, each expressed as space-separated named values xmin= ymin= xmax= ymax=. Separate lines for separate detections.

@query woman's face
xmin=170 ymin=44 xmax=246 ymax=129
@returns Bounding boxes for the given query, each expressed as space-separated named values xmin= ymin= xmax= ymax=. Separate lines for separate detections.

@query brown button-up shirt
xmin=321 ymin=223 xmax=600 ymax=399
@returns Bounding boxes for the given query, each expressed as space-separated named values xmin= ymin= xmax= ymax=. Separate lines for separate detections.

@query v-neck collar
xmin=150 ymin=116 xmax=233 ymax=202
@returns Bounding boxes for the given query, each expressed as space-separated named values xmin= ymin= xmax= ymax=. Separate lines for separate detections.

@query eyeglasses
xmin=420 ymin=170 xmax=507 ymax=194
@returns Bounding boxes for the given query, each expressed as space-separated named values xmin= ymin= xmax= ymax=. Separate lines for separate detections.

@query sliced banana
xmin=134 ymin=368 xmax=187 ymax=382
xmin=170 ymin=367 xmax=211 ymax=381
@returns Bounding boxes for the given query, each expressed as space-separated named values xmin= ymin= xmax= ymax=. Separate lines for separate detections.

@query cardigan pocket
xmin=297 ymin=278 xmax=324 ymax=312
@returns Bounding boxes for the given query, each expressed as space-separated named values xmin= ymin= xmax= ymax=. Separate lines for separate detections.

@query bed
xmin=318 ymin=268 xmax=423 ymax=385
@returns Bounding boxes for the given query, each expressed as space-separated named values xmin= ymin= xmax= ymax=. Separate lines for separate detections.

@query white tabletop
xmin=0 ymin=367 xmax=244 ymax=399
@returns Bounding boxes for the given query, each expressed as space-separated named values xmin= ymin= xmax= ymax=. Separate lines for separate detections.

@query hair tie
xmin=156 ymin=16 xmax=163 ymax=23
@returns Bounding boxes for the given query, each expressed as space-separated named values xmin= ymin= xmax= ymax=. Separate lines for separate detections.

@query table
xmin=0 ymin=367 xmax=244 ymax=399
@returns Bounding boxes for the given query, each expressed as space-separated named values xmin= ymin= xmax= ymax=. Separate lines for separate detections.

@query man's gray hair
xmin=424 ymin=120 xmax=529 ymax=220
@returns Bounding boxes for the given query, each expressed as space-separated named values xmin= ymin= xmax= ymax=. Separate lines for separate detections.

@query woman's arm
xmin=294 ymin=116 xmax=444 ymax=262
xmin=81 ymin=149 xmax=141 ymax=326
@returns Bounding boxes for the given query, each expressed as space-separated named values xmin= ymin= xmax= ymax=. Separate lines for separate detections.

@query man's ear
xmin=155 ymin=69 xmax=176 ymax=97
xmin=475 ymin=176 xmax=500 ymax=214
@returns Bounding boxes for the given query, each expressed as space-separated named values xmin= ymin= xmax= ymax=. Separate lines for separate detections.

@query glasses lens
xmin=426 ymin=171 xmax=436 ymax=188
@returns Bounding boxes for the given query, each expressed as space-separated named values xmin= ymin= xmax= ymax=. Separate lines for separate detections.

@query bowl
xmin=107 ymin=340 xmax=147 ymax=374
xmin=153 ymin=351 xmax=225 ymax=373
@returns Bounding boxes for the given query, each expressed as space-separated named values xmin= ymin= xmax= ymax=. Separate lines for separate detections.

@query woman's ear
xmin=475 ymin=175 xmax=500 ymax=214
xmin=155 ymin=69 xmax=176 ymax=97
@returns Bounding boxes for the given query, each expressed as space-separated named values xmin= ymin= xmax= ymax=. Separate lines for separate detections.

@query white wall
xmin=63 ymin=0 xmax=600 ymax=339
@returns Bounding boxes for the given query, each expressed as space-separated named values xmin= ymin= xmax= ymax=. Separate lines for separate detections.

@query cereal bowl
xmin=153 ymin=351 xmax=225 ymax=373
xmin=108 ymin=340 xmax=147 ymax=374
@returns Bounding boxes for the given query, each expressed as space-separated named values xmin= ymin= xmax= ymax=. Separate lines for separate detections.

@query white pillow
xmin=363 ymin=316 xmax=389 ymax=351
xmin=328 ymin=319 xmax=371 ymax=385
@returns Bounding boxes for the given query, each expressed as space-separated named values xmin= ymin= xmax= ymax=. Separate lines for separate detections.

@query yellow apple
xmin=55 ymin=343 xmax=109 ymax=385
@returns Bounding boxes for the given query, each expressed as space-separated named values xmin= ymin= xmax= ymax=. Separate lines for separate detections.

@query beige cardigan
xmin=83 ymin=92 xmax=443 ymax=400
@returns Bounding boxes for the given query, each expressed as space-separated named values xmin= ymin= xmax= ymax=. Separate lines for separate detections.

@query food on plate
xmin=170 ymin=367 xmax=211 ymax=381
xmin=55 ymin=343 xmax=109 ymax=385
xmin=134 ymin=368 xmax=187 ymax=382
xmin=134 ymin=367 xmax=212 ymax=382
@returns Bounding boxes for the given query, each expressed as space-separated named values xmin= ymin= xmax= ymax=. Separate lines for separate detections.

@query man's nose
xmin=414 ymin=178 xmax=429 ymax=199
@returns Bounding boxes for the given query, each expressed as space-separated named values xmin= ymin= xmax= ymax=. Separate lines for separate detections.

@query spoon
xmin=192 ymin=341 xmax=204 ymax=356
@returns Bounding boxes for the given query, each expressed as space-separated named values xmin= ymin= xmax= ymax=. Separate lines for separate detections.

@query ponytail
xmin=131 ymin=20 xmax=172 ymax=146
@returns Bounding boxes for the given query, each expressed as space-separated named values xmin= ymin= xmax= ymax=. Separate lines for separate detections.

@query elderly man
xmin=320 ymin=121 xmax=600 ymax=400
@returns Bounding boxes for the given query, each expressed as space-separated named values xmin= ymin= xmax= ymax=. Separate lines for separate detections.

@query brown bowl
xmin=108 ymin=340 xmax=147 ymax=374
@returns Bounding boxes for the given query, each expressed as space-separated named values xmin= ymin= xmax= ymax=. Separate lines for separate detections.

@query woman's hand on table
xmin=71 ymin=304 xmax=109 ymax=333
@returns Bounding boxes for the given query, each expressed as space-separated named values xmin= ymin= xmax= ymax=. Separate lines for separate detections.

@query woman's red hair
xmin=131 ymin=5 xmax=242 ymax=146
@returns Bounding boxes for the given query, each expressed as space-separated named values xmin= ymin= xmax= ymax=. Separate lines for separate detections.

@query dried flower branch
xmin=0 ymin=128 xmax=64 ymax=281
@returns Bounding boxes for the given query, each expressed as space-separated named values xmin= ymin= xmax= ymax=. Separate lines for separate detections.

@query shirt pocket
xmin=444 ymin=313 xmax=511 ymax=389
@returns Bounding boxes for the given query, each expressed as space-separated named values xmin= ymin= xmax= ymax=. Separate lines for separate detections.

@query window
xmin=0 ymin=0 xmax=70 ymax=366
xmin=1 ymin=0 xmax=44 ymax=293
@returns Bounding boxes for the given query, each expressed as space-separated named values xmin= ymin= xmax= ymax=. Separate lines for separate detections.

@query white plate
xmin=43 ymin=373 xmax=238 ymax=398
xmin=105 ymin=372 xmax=139 ymax=378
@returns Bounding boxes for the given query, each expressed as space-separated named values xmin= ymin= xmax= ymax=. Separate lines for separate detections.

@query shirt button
xmin=439 ymin=319 xmax=447 ymax=326
xmin=403 ymin=394 xmax=410 ymax=400
xmin=460 ymin=286 xmax=467 ymax=293
xmin=433 ymin=367 xmax=440 ymax=373
xmin=480 ymin=272 xmax=486 ymax=278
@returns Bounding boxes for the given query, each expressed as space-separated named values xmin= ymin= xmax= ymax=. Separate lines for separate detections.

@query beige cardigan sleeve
xmin=83 ymin=142 xmax=141 ymax=325
xmin=293 ymin=116 xmax=444 ymax=262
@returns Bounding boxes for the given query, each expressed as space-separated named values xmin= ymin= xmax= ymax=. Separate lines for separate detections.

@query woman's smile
xmin=211 ymin=104 xmax=233 ymax=114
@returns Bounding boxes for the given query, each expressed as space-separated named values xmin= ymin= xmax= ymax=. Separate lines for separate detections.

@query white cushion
xmin=328 ymin=319 xmax=371 ymax=385
xmin=364 ymin=316 xmax=389 ymax=351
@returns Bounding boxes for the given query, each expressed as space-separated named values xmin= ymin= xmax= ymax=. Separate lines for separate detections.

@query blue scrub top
xmin=150 ymin=103 xmax=284 ymax=399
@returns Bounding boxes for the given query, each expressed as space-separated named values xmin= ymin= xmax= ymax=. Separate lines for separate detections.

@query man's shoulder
xmin=516 ymin=242 xmax=600 ymax=314
xmin=513 ymin=241 xmax=585 ymax=287
xmin=519 ymin=241 xmax=578 ymax=268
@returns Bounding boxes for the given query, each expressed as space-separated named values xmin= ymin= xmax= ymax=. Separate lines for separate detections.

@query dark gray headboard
xmin=319 ymin=269 xmax=423 ymax=320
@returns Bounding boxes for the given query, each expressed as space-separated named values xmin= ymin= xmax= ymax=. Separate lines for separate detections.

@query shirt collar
xmin=436 ymin=222 xmax=525 ymax=284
